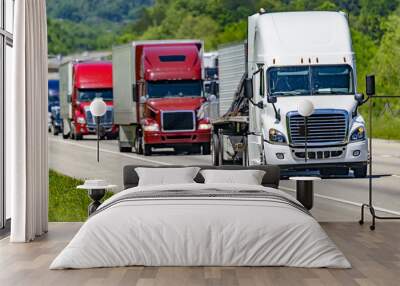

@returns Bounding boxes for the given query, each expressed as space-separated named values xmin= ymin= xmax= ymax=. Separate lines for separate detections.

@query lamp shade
xmin=90 ymin=97 xmax=107 ymax=117
xmin=298 ymin=99 xmax=315 ymax=117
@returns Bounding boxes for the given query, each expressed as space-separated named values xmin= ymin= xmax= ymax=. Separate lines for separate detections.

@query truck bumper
xmin=144 ymin=130 xmax=211 ymax=147
xmin=76 ymin=123 xmax=119 ymax=136
xmin=263 ymin=140 xmax=368 ymax=170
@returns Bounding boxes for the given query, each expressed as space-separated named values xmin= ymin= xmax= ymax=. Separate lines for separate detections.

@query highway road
xmin=49 ymin=135 xmax=400 ymax=222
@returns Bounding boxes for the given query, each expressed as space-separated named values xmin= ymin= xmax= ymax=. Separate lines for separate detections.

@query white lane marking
xmin=0 ymin=235 xmax=10 ymax=242
xmin=392 ymin=175 xmax=400 ymax=179
xmin=280 ymin=186 xmax=400 ymax=216
xmin=49 ymin=138 xmax=172 ymax=166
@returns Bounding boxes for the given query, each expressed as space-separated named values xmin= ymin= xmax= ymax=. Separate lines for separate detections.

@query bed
xmin=50 ymin=165 xmax=350 ymax=269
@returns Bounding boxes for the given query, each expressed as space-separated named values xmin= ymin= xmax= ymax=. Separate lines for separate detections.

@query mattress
xmin=50 ymin=183 xmax=350 ymax=269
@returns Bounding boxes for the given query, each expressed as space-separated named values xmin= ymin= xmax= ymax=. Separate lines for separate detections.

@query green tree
xmin=371 ymin=14 xmax=400 ymax=96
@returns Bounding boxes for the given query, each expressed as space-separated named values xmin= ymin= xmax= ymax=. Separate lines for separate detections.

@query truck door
xmin=248 ymin=64 xmax=265 ymax=164
xmin=137 ymin=80 xmax=146 ymax=121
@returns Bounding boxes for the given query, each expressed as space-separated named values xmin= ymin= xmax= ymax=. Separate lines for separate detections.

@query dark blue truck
xmin=48 ymin=79 xmax=62 ymax=135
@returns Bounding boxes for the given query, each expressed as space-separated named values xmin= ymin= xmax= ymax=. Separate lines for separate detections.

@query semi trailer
xmin=112 ymin=40 xmax=212 ymax=156
xmin=59 ymin=61 xmax=118 ymax=140
xmin=212 ymin=11 xmax=368 ymax=178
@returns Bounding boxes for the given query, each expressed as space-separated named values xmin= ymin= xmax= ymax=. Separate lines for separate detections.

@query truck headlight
xmin=350 ymin=126 xmax=365 ymax=141
xmin=143 ymin=123 xmax=160 ymax=132
xmin=198 ymin=123 xmax=212 ymax=130
xmin=77 ymin=117 xmax=86 ymax=124
xmin=269 ymin=128 xmax=287 ymax=144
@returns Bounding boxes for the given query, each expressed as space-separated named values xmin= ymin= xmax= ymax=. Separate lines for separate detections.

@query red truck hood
xmin=147 ymin=97 xmax=204 ymax=111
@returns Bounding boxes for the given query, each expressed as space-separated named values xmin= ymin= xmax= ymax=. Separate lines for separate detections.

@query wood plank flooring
xmin=0 ymin=222 xmax=399 ymax=286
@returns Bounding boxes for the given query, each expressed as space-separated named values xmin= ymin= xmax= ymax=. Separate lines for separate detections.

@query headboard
xmin=123 ymin=165 xmax=281 ymax=189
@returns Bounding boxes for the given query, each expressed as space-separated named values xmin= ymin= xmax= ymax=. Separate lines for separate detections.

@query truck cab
xmin=60 ymin=61 xmax=118 ymax=140
xmin=246 ymin=11 xmax=368 ymax=177
xmin=113 ymin=40 xmax=212 ymax=156
xmin=213 ymin=11 xmax=368 ymax=178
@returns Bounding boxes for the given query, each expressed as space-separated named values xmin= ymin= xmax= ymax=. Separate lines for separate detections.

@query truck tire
xmin=119 ymin=142 xmax=132 ymax=153
xmin=52 ymin=125 xmax=59 ymax=136
xmin=212 ymin=133 xmax=220 ymax=166
xmin=143 ymin=144 xmax=152 ymax=156
xmin=190 ymin=145 xmax=202 ymax=154
xmin=134 ymin=135 xmax=143 ymax=154
xmin=119 ymin=146 xmax=132 ymax=152
xmin=202 ymin=143 xmax=211 ymax=155
xmin=320 ymin=167 xmax=349 ymax=178
xmin=107 ymin=133 xmax=118 ymax=140
xmin=73 ymin=131 xmax=83 ymax=140
xmin=62 ymin=119 xmax=70 ymax=139
xmin=353 ymin=166 xmax=367 ymax=178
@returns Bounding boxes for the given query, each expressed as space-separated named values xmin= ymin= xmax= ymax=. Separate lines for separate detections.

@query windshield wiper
xmin=272 ymin=91 xmax=303 ymax=96
xmin=314 ymin=90 xmax=345 ymax=95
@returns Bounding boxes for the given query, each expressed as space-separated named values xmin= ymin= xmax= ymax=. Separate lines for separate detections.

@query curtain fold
xmin=10 ymin=0 xmax=48 ymax=242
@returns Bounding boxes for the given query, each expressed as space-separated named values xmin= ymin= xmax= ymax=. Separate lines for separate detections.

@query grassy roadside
xmin=49 ymin=170 xmax=114 ymax=222
xmin=368 ymin=115 xmax=400 ymax=141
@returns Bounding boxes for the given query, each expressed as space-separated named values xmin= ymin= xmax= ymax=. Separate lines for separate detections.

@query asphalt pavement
xmin=49 ymin=135 xmax=400 ymax=222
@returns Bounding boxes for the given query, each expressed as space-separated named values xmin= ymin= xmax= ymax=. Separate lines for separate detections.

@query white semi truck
xmin=212 ymin=11 xmax=368 ymax=177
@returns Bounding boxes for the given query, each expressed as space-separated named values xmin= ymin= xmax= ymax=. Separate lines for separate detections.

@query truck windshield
xmin=147 ymin=80 xmax=202 ymax=98
xmin=268 ymin=65 xmax=354 ymax=96
xmin=78 ymin=89 xmax=113 ymax=102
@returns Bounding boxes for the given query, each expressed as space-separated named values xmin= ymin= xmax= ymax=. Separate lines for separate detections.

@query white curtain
xmin=9 ymin=0 xmax=48 ymax=242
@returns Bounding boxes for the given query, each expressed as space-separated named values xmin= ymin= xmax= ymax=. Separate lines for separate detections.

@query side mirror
xmin=366 ymin=75 xmax=375 ymax=96
xmin=355 ymin=93 xmax=365 ymax=105
xmin=244 ymin=78 xmax=253 ymax=99
xmin=267 ymin=95 xmax=277 ymax=104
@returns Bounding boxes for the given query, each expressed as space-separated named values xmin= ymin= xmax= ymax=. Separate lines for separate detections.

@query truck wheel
xmin=135 ymin=136 xmax=143 ymax=154
xmin=212 ymin=134 xmax=220 ymax=166
xmin=320 ymin=167 xmax=349 ymax=178
xmin=190 ymin=145 xmax=201 ymax=154
xmin=353 ymin=166 xmax=367 ymax=178
xmin=143 ymin=144 xmax=152 ymax=156
xmin=202 ymin=143 xmax=211 ymax=155
xmin=119 ymin=146 xmax=132 ymax=153
xmin=74 ymin=132 xmax=83 ymax=140
xmin=52 ymin=125 xmax=59 ymax=136
xmin=107 ymin=133 xmax=118 ymax=140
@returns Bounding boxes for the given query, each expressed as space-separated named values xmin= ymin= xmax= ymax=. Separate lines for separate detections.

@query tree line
xmin=47 ymin=0 xmax=400 ymax=101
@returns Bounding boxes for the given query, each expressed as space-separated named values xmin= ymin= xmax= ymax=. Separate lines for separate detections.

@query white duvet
xmin=50 ymin=183 xmax=350 ymax=269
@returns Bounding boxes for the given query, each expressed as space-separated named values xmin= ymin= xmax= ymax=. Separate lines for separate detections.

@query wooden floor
xmin=0 ymin=222 xmax=399 ymax=286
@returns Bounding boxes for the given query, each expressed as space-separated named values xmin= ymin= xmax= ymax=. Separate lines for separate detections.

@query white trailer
xmin=212 ymin=11 xmax=368 ymax=178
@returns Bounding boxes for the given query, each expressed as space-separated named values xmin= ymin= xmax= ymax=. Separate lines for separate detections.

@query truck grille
xmin=288 ymin=110 xmax=348 ymax=146
xmin=162 ymin=111 xmax=195 ymax=132
xmin=86 ymin=107 xmax=113 ymax=127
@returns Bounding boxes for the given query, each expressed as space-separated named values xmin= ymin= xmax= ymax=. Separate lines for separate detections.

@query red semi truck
xmin=59 ymin=61 xmax=118 ymax=140
xmin=113 ymin=40 xmax=212 ymax=155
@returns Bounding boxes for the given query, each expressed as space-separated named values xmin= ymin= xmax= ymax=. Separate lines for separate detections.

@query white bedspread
xmin=50 ymin=183 xmax=350 ymax=269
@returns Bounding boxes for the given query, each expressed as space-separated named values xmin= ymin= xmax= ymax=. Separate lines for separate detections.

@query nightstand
xmin=77 ymin=180 xmax=117 ymax=215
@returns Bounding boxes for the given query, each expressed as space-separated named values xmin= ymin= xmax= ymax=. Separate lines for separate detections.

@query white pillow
xmin=135 ymin=167 xmax=200 ymax=186
xmin=200 ymin=169 xmax=265 ymax=185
